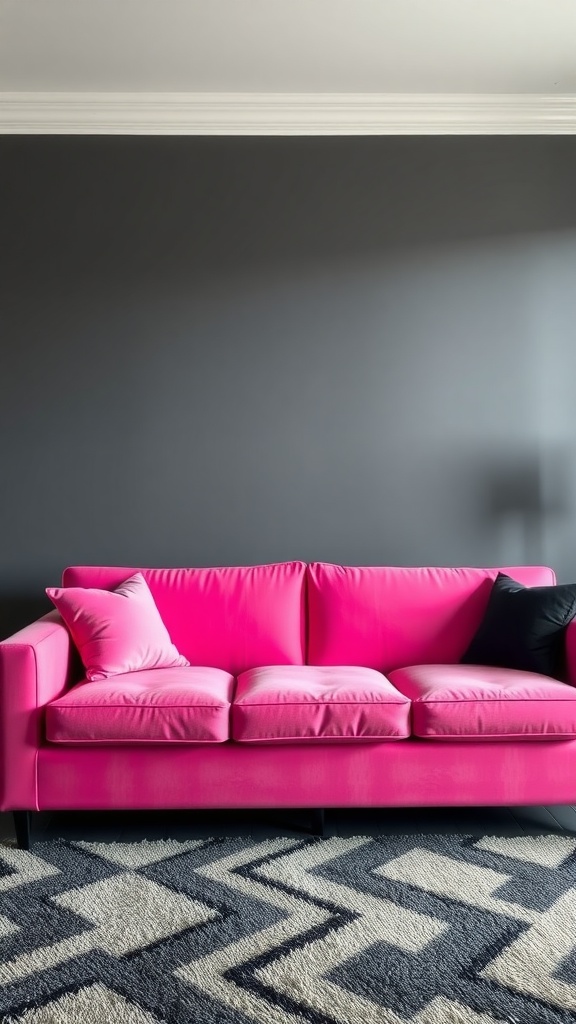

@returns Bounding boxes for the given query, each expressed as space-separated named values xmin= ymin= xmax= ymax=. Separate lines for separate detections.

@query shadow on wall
xmin=467 ymin=442 xmax=573 ymax=568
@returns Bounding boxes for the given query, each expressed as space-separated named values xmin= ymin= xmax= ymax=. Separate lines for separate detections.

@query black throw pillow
xmin=461 ymin=573 xmax=576 ymax=678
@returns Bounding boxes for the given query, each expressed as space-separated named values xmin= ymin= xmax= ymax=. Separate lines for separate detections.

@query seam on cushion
xmin=232 ymin=733 xmax=410 ymax=742
xmin=415 ymin=732 xmax=576 ymax=739
xmin=45 ymin=737 xmax=227 ymax=744
xmin=235 ymin=699 xmax=409 ymax=707
xmin=48 ymin=703 xmax=230 ymax=710
xmin=415 ymin=697 xmax=576 ymax=704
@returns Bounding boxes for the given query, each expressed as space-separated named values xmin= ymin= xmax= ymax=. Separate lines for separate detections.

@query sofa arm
xmin=0 ymin=611 xmax=76 ymax=810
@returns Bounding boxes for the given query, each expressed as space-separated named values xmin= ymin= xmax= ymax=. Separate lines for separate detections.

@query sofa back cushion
xmin=307 ymin=563 xmax=556 ymax=672
xmin=62 ymin=563 xmax=306 ymax=675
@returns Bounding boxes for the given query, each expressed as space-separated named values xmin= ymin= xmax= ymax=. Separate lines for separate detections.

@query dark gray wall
xmin=2 ymin=135 xmax=576 ymax=637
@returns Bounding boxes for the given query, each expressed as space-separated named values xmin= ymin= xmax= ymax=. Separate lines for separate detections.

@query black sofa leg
xmin=13 ymin=811 xmax=32 ymax=851
xmin=310 ymin=808 xmax=325 ymax=837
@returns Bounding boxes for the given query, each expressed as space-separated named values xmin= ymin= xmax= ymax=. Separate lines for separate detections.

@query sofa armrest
xmin=0 ymin=611 xmax=76 ymax=810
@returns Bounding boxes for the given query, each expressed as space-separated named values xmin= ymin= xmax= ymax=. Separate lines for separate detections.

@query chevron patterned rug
xmin=1 ymin=833 xmax=576 ymax=1023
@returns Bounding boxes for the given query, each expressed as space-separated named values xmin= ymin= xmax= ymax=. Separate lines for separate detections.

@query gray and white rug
xmin=1 ymin=832 xmax=576 ymax=1023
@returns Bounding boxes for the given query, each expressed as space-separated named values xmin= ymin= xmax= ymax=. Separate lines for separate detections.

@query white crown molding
xmin=1 ymin=92 xmax=576 ymax=135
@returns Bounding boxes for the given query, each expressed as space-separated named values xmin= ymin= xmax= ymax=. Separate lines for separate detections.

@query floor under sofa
xmin=1 ymin=804 xmax=576 ymax=844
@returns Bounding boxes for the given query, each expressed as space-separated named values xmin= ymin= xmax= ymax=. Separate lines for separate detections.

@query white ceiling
xmin=1 ymin=0 xmax=576 ymax=95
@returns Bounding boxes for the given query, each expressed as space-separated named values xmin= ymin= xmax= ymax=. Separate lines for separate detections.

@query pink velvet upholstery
xmin=46 ymin=667 xmax=234 ymax=744
xmin=390 ymin=664 xmax=576 ymax=739
xmin=307 ymin=563 xmax=556 ymax=671
xmin=35 ymin=740 xmax=576 ymax=810
xmin=0 ymin=613 xmax=76 ymax=810
xmin=46 ymin=573 xmax=189 ymax=681
xmin=2 ymin=562 xmax=576 ymax=820
xmin=232 ymin=666 xmax=411 ymax=743
xmin=63 ymin=563 xmax=306 ymax=675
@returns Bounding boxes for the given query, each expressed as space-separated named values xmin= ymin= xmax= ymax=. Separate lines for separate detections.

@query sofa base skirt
xmin=27 ymin=739 xmax=576 ymax=812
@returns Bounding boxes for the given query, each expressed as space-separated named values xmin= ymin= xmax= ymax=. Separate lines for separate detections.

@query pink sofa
xmin=2 ymin=561 xmax=576 ymax=849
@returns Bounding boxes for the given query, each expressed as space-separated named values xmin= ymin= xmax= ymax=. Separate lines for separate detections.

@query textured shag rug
xmin=1 ymin=833 xmax=576 ymax=1023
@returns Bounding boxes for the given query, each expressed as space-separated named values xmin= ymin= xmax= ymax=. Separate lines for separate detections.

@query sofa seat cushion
xmin=45 ymin=667 xmax=234 ymax=744
xmin=232 ymin=666 xmax=411 ymax=743
xmin=389 ymin=664 xmax=576 ymax=740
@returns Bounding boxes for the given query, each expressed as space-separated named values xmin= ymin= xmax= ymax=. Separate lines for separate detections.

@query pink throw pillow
xmin=46 ymin=572 xmax=190 ymax=681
